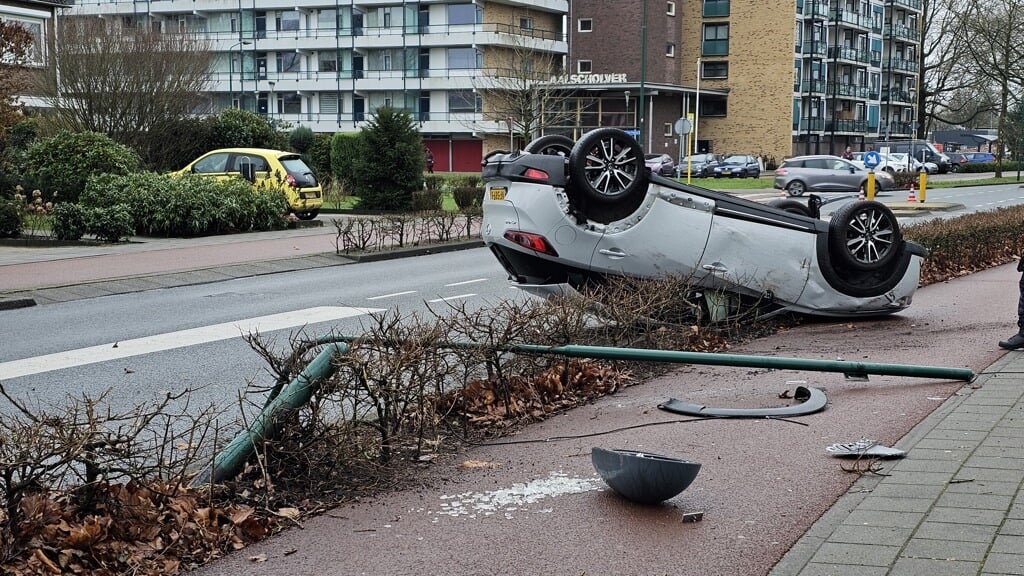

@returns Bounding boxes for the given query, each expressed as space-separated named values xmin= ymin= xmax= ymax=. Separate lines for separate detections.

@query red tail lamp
xmin=522 ymin=167 xmax=549 ymax=181
xmin=503 ymin=230 xmax=558 ymax=256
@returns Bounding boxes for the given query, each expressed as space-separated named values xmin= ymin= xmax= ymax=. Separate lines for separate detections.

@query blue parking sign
xmin=863 ymin=150 xmax=881 ymax=168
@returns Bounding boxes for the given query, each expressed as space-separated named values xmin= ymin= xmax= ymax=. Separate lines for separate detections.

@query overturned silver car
xmin=481 ymin=128 xmax=928 ymax=318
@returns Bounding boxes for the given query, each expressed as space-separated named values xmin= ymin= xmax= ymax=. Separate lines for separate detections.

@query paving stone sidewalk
xmin=772 ymin=351 xmax=1024 ymax=576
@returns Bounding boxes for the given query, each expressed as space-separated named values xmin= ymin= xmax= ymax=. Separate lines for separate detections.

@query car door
xmin=228 ymin=152 xmax=272 ymax=183
xmin=589 ymin=193 xmax=716 ymax=282
xmin=190 ymin=152 xmax=232 ymax=179
xmin=830 ymin=158 xmax=862 ymax=190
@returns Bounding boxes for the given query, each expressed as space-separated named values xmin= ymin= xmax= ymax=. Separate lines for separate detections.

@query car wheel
xmin=768 ymin=199 xmax=812 ymax=217
xmin=295 ymin=209 xmax=319 ymax=221
xmin=785 ymin=181 xmax=806 ymax=197
xmin=828 ymin=200 xmax=901 ymax=271
xmin=523 ymin=134 xmax=574 ymax=157
xmin=568 ymin=128 xmax=647 ymax=205
xmin=884 ymin=167 xmax=895 ymax=175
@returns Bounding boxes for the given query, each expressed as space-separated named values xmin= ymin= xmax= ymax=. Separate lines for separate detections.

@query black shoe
xmin=999 ymin=333 xmax=1024 ymax=350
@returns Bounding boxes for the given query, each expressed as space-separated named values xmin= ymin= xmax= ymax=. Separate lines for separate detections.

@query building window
xmin=278 ymin=10 xmax=300 ymax=31
xmin=701 ymin=96 xmax=728 ymax=117
xmin=666 ymin=43 xmax=676 ymax=57
xmin=577 ymin=59 xmax=592 ymax=73
xmin=702 ymin=61 xmax=728 ymax=79
xmin=277 ymin=52 xmax=301 ymax=74
xmin=448 ymin=4 xmax=481 ymax=25
xmin=282 ymin=92 xmax=301 ymax=114
xmin=578 ymin=18 xmax=593 ymax=32
xmin=1 ymin=16 xmax=45 ymax=66
xmin=703 ymin=0 xmax=730 ymax=17
xmin=667 ymin=1 xmax=676 ymax=16
xmin=448 ymin=90 xmax=480 ymax=113
xmin=447 ymin=47 xmax=481 ymax=69
xmin=663 ymin=123 xmax=673 ymax=137
xmin=318 ymin=52 xmax=338 ymax=72
xmin=702 ymin=23 xmax=729 ymax=56
xmin=520 ymin=17 xmax=533 ymax=30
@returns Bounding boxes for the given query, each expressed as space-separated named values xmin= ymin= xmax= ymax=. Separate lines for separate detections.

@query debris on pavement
xmin=825 ymin=438 xmax=906 ymax=459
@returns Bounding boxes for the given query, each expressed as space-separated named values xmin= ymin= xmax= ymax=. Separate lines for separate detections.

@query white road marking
xmin=445 ymin=278 xmax=488 ymax=287
xmin=366 ymin=290 xmax=417 ymax=300
xmin=427 ymin=293 xmax=476 ymax=303
xmin=0 ymin=306 xmax=383 ymax=380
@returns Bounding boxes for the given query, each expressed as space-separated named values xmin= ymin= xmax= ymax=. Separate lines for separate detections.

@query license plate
xmin=302 ymin=192 xmax=319 ymax=199
xmin=489 ymin=187 xmax=507 ymax=201
xmin=722 ymin=171 xmax=732 ymax=175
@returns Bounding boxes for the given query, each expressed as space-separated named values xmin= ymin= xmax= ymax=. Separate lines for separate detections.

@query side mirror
xmin=240 ymin=163 xmax=256 ymax=183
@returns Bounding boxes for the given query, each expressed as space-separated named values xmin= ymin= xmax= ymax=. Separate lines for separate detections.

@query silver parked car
xmin=774 ymin=155 xmax=896 ymax=197
xmin=481 ymin=129 xmax=927 ymax=319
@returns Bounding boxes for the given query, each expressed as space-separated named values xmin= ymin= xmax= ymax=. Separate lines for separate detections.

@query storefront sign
xmin=546 ymin=73 xmax=629 ymax=84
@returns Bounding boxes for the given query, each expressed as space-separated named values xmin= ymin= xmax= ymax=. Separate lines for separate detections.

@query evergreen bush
xmin=50 ymin=202 xmax=87 ymax=241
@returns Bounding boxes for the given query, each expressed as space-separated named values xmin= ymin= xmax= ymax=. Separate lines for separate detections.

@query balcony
xmin=890 ymin=0 xmax=921 ymax=11
xmin=827 ymin=45 xmax=870 ymax=64
xmin=882 ymin=121 xmax=914 ymax=136
xmin=825 ymin=119 xmax=870 ymax=133
xmin=887 ymin=23 xmax=920 ymax=42
xmin=827 ymin=83 xmax=872 ymax=99
xmin=881 ymin=88 xmax=914 ymax=104
xmin=801 ymin=0 xmax=829 ymax=18
xmin=798 ymin=80 xmax=826 ymax=94
xmin=797 ymin=118 xmax=825 ymax=132
xmin=829 ymin=9 xmax=871 ymax=30
xmin=801 ymin=41 xmax=826 ymax=57
xmin=885 ymin=57 xmax=919 ymax=73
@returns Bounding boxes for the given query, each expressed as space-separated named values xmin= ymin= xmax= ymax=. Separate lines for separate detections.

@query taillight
xmin=286 ymin=174 xmax=297 ymax=187
xmin=523 ymin=167 xmax=549 ymax=181
xmin=503 ymin=230 xmax=558 ymax=256
xmin=775 ymin=168 xmax=788 ymax=175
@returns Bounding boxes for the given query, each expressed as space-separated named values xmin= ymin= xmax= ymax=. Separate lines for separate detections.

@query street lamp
xmin=268 ymin=80 xmax=276 ymax=125
xmin=228 ymin=40 xmax=252 ymax=110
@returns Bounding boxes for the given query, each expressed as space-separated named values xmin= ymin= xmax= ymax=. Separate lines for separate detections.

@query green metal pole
xmin=191 ymin=342 xmax=349 ymax=486
xmin=507 ymin=343 xmax=975 ymax=382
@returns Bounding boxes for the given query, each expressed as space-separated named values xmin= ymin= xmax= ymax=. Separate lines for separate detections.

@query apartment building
xmin=69 ymin=0 xmax=567 ymax=172
xmin=677 ymin=0 xmax=921 ymax=161
xmin=565 ymin=0 xmax=921 ymax=163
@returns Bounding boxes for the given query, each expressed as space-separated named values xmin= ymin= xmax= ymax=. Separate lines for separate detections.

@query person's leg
xmin=1000 ymin=271 xmax=1024 ymax=349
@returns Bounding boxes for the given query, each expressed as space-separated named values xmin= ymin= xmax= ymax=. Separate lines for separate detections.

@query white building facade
xmin=69 ymin=0 xmax=567 ymax=171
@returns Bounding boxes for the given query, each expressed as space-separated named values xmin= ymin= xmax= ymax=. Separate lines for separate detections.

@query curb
xmin=0 ymin=297 xmax=37 ymax=311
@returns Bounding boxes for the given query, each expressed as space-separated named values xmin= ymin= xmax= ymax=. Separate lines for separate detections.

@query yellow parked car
xmin=178 ymin=148 xmax=323 ymax=220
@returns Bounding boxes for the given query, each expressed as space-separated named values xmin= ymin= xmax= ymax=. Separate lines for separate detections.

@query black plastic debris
xmin=591 ymin=448 xmax=701 ymax=505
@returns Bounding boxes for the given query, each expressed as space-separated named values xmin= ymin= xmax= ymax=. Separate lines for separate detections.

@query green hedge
xmin=81 ymin=173 xmax=289 ymax=237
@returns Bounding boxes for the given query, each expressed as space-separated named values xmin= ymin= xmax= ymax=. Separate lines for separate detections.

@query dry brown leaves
xmin=439 ymin=359 xmax=633 ymax=427
xmin=1 ymin=481 xmax=276 ymax=575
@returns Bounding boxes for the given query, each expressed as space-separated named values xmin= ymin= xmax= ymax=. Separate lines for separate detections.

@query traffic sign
xmin=863 ymin=150 xmax=881 ymax=169
xmin=674 ymin=118 xmax=692 ymax=135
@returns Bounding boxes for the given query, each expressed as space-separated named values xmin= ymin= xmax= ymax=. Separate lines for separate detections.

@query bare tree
xmin=918 ymin=0 xmax=996 ymax=136
xmin=0 ymin=21 xmax=33 ymax=146
xmin=473 ymin=32 xmax=581 ymax=148
xmin=35 ymin=17 xmax=213 ymax=159
xmin=955 ymin=0 xmax=1024 ymax=175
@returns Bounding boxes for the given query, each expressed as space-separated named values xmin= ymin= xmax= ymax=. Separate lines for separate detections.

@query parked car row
xmin=674 ymin=153 xmax=763 ymax=178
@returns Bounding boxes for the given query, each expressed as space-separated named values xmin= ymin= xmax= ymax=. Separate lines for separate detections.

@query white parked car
xmin=481 ymin=129 xmax=928 ymax=319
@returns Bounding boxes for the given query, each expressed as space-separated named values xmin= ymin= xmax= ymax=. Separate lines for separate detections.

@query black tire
xmin=295 ymin=209 xmax=319 ymax=221
xmin=828 ymin=200 xmax=901 ymax=271
xmin=568 ymin=128 xmax=647 ymax=205
xmin=786 ymin=180 xmax=807 ymax=197
xmin=523 ymin=135 xmax=574 ymax=157
xmin=768 ymin=199 xmax=813 ymax=217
